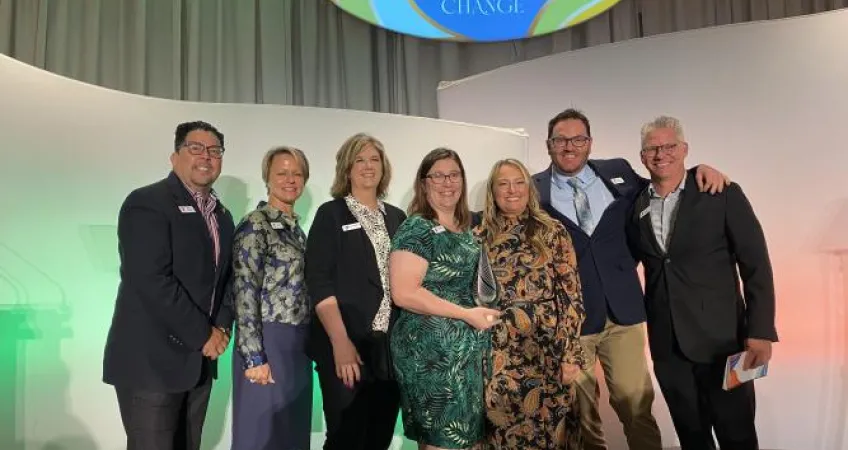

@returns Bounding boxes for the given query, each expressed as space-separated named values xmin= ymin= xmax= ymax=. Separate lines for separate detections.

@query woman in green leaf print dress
xmin=389 ymin=148 xmax=503 ymax=450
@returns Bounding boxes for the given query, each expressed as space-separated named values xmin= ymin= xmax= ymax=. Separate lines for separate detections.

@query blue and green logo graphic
xmin=331 ymin=0 xmax=622 ymax=42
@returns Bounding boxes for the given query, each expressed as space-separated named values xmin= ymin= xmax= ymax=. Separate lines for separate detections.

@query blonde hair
xmin=330 ymin=133 xmax=392 ymax=199
xmin=640 ymin=115 xmax=686 ymax=147
xmin=261 ymin=147 xmax=310 ymax=191
xmin=407 ymin=148 xmax=472 ymax=230
xmin=480 ymin=158 xmax=562 ymax=259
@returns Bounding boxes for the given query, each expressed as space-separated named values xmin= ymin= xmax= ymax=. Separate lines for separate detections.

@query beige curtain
xmin=1 ymin=0 xmax=844 ymax=117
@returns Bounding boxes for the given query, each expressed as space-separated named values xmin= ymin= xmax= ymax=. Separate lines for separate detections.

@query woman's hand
xmin=561 ymin=362 xmax=580 ymax=384
xmin=244 ymin=363 xmax=275 ymax=385
xmin=463 ymin=307 xmax=503 ymax=331
xmin=332 ymin=337 xmax=363 ymax=389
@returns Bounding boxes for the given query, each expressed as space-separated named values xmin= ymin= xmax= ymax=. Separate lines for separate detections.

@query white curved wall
xmin=438 ymin=8 xmax=848 ymax=450
xmin=0 ymin=54 xmax=528 ymax=450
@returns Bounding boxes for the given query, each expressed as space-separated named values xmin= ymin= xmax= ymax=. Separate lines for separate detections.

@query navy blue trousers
xmin=231 ymin=323 xmax=313 ymax=450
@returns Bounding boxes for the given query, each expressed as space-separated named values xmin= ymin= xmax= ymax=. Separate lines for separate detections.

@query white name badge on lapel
xmin=611 ymin=177 xmax=625 ymax=185
xmin=432 ymin=225 xmax=446 ymax=234
xmin=270 ymin=222 xmax=284 ymax=230
xmin=178 ymin=206 xmax=196 ymax=214
xmin=639 ymin=207 xmax=651 ymax=219
xmin=342 ymin=222 xmax=362 ymax=232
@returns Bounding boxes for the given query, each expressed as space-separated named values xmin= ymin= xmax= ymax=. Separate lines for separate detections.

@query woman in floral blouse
xmin=305 ymin=133 xmax=406 ymax=450
xmin=475 ymin=158 xmax=588 ymax=449
xmin=230 ymin=146 xmax=313 ymax=450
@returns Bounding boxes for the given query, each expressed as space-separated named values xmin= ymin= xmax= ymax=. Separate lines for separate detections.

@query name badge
xmin=431 ymin=225 xmax=446 ymax=234
xmin=611 ymin=177 xmax=625 ymax=185
xmin=270 ymin=222 xmax=284 ymax=230
xmin=178 ymin=206 xmax=196 ymax=214
xmin=639 ymin=207 xmax=651 ymax=219
xmin=342 ymin=222 xmax=362 ymax=232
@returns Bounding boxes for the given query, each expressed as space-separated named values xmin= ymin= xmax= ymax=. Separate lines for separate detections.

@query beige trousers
xmin=575 ymin=319 xmax=663 ymax=450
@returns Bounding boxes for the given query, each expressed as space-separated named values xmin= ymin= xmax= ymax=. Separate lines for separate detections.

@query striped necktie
xmin=193 ymin=192 xmax=220 ymax=315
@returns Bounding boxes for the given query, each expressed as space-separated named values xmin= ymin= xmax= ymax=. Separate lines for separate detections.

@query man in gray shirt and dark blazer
xmin=627 ymin=115 xmax=777 ymax=450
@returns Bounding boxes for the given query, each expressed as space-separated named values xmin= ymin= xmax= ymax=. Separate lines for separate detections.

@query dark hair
xmin=407 ymin=148 xmax=472 ymax=231
xmin=174 ymin=121 xmax=225 ymax=151
xmin=546 ymin=108 xmax=591 ymax=140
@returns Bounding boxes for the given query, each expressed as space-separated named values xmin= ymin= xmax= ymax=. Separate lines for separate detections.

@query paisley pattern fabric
xmin=389 ymin=214 xmax=488 ymax=448
xmin=476 ymin=214 xmax=587 ymax=450
xmin=232 ymin=202 xmax=309 ymax=369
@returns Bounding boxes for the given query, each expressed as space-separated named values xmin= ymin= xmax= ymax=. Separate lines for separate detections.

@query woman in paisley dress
xmin=389 ymin=148 xmax=503 ymax=450
xmin=306 ymin=133 xmax=406 ymax=450
xmin=231 ymin=147 xmax=313 ymax=450
xmin=475 ymin=158 xmax=588 ymax=449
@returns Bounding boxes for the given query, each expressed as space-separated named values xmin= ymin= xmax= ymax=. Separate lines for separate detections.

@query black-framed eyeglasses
xmin=181 ymin=141 xmax=225 ymax=158
xmin=641 ymin=143 xmax=679 ymax=156
xmin=425 ymin=171 xmax=462 ymax=184
xmin=547 ymin=135 xmax=590 ymax=152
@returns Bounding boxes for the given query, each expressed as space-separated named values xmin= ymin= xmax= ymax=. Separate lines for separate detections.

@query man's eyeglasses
xmin=641 ymin=143 xmax=679 ymax=156
xmin=181 ymin=141 xmax=225 ymax=159
xmin=547 ymin=135 xmax=590 ymax=152
xmin=425 ymin=172 xmax=462 ymax=184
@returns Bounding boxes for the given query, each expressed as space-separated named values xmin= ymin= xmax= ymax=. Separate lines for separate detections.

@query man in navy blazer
xmin=103 ymin=121 xmax=235 ymax=450
xmin=533 ymin=109 xmax=727 ymax=450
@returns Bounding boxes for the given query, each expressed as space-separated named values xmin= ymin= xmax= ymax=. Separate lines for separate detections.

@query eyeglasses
xmin=547 ymin=135 xmax=590 ymax=152
xmin=641 ymin=143 xmax=679 ymax=156
xmin=181 ymin=141 xmax=225 ymax=159
xmin=425 ymin=171 xmax=462 ymax=184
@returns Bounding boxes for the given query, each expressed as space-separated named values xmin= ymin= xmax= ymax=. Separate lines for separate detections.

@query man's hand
xmin=202 ymin=327 xmax=229 ymax=359
xmin=743 ymin=338 xmax=772 ymax=370
xmin=695 ymin=164 xmax=731 ymax=194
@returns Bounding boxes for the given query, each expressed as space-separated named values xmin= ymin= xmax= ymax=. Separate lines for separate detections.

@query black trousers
xmin=115 ymin=368 xmax=213 ymax=450
xmin=653 ymin=342 xmax=758 ymax=450
xmin=317 ymin=364 xmax=401 ymax=450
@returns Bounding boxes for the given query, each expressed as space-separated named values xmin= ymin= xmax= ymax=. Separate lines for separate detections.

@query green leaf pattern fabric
xmin=389 ymin=214 xmax=487 ymax=448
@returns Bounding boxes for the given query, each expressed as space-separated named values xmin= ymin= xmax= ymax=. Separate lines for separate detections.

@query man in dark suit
xmin=627 ymin=116 xmax=776 ymax=450
xmin=103 ymin=121 xmax=235 ymax=450
xmin=533 ymin=109 xmax=728 ymax=450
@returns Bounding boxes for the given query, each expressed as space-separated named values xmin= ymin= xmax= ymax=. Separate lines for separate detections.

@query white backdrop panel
xmin=438 ymin=8 xmax=848 ymax=450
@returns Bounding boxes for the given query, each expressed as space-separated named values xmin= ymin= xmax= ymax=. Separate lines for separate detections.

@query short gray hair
xmin=261 ymin=146 xmax=310 ymax=186
xmin=640 ymin=116 xmax=685 ymax=146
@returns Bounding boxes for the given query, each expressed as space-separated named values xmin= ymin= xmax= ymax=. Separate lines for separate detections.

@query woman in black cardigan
xmin=305 ymin=133 xmax=406 ymax=450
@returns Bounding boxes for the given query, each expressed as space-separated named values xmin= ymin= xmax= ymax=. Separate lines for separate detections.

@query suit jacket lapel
xmin=537 ymin=168 xmax=553 ymax=206
xmin=385 ymin=207 xmax=402 ymax=236
xmin=635 ymin=189 xmax=664 ymax=256
xmin=665 ymin=174 xmax=699 ymax=255
xmin=588 ymin=160 xmax=626 ymax=199
xmin=536 ymin=166 xmax=585 ymax=237
xmin=213 ymin=205 xmax=233 ymax=287
xmin=342 ymin=202 xmax=381 ymax=287
xmin=167 ymin=172 xmax=214 ymax=257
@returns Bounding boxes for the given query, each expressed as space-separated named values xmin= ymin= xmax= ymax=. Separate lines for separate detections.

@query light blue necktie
xmin=567 ymin=178 xmax=594 ymax=234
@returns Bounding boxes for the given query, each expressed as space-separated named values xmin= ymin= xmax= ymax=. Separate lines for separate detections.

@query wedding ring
xmin=486 ymin=315 xmax=494 ymax=322
xmin=249 ymin=379 xmax=256 ymax=384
